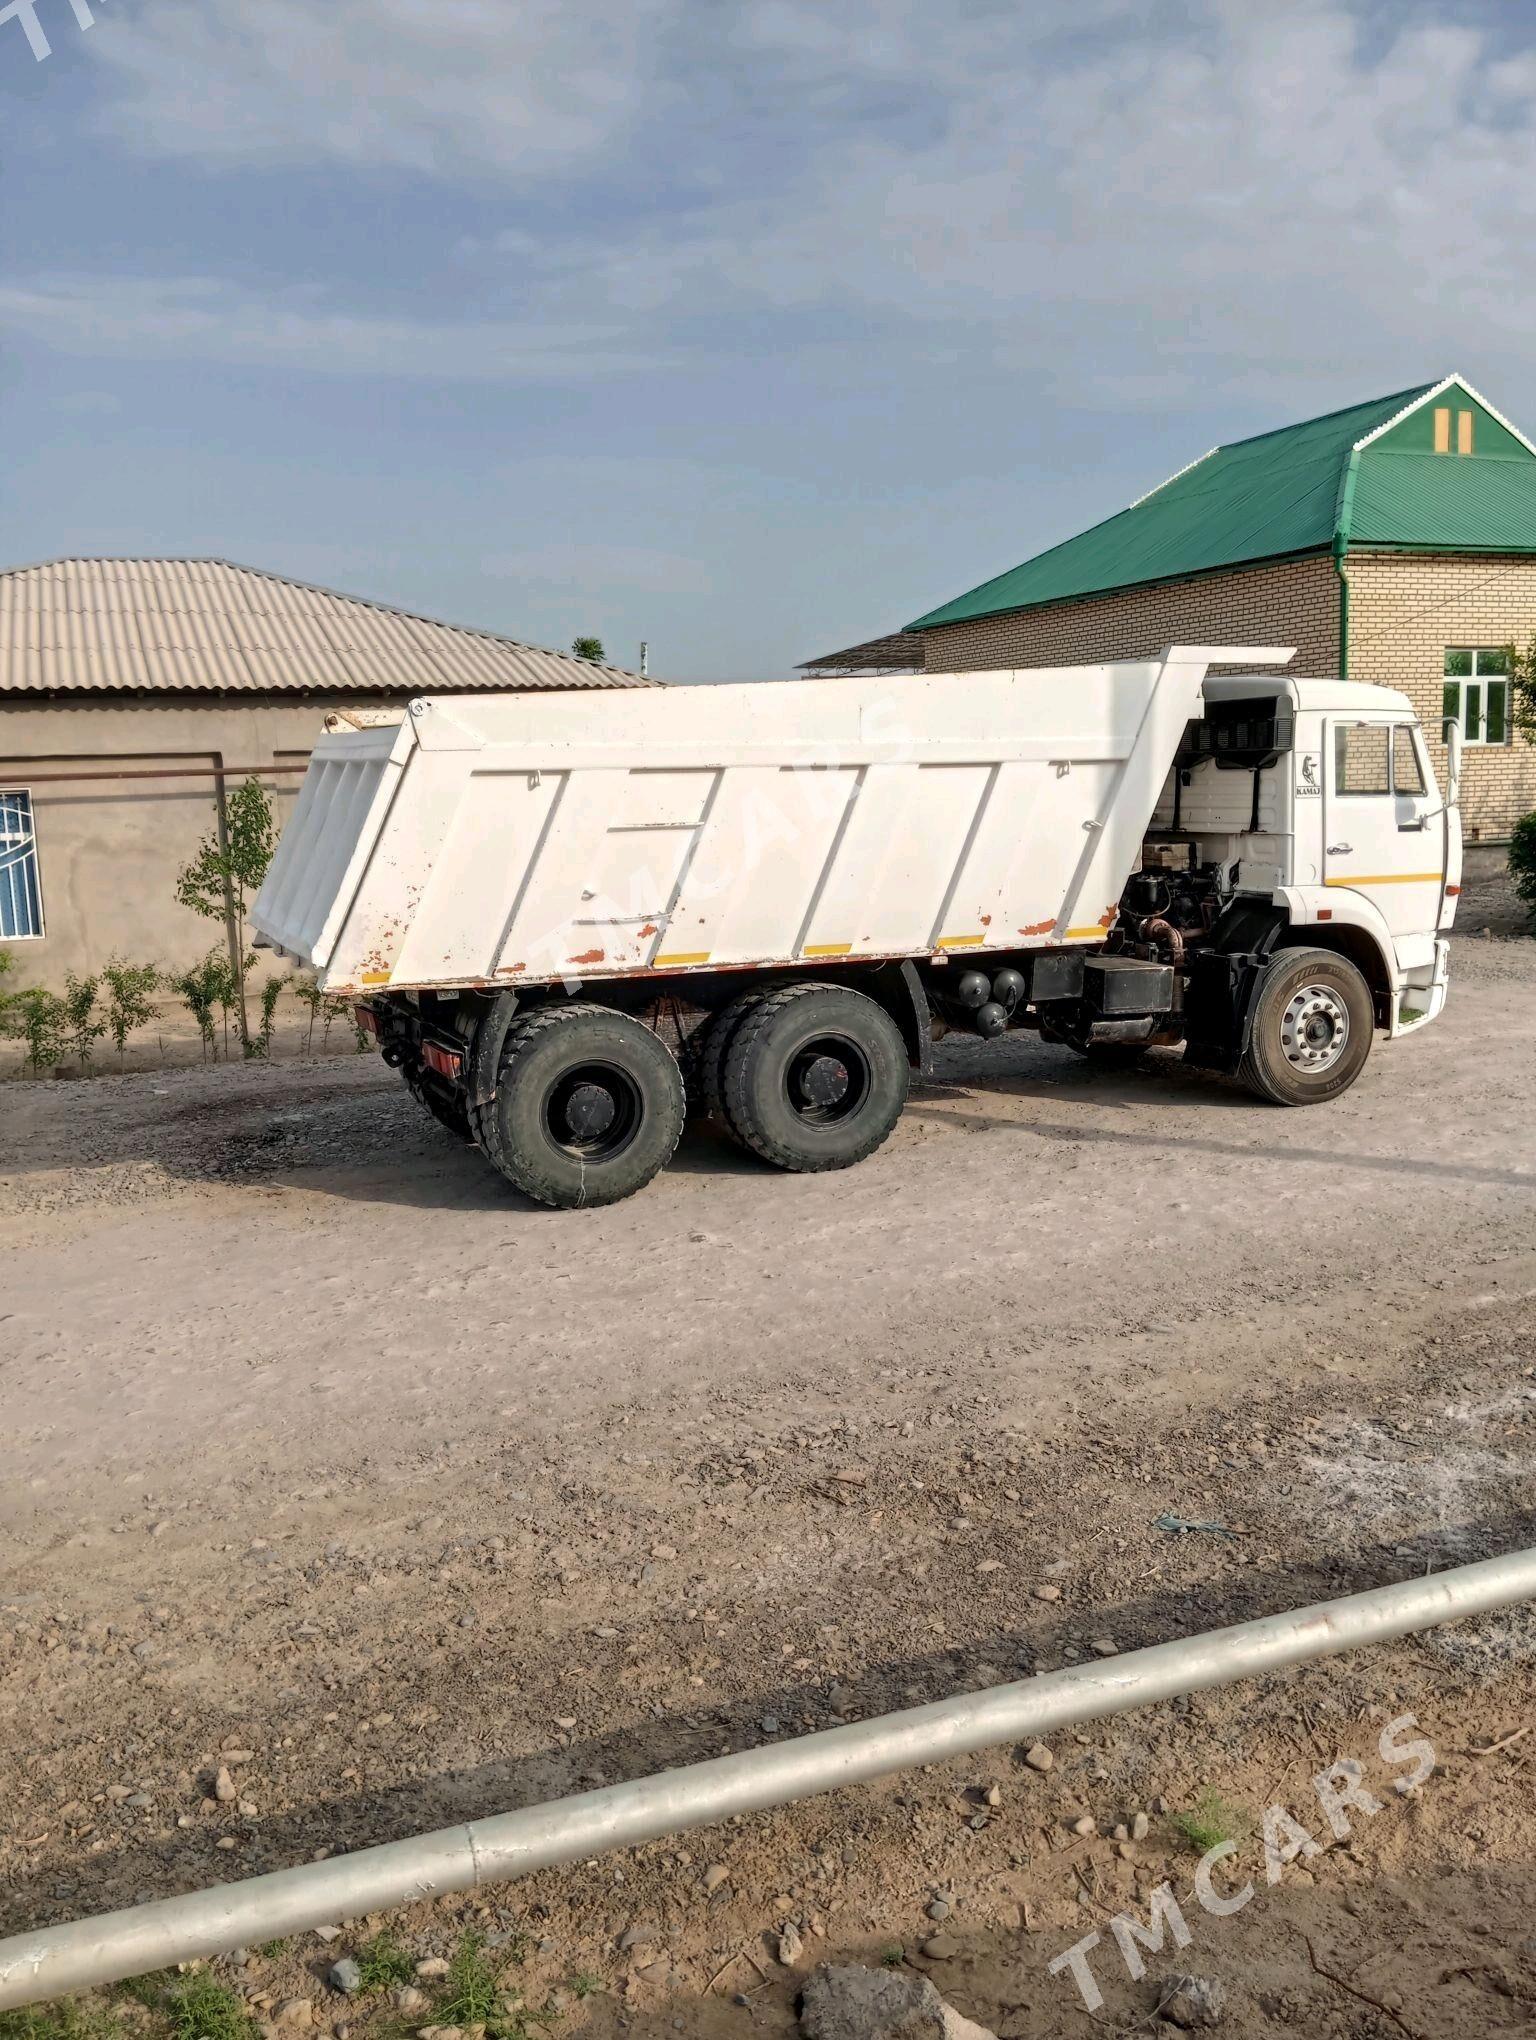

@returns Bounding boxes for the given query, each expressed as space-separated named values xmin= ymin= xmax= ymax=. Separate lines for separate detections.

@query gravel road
xmin=2 ymin=936 xmax=1535 ymax=2037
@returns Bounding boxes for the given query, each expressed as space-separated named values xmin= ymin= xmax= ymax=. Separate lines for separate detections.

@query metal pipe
xmin=4 ymin=1547 xmax=1534 ymax=2009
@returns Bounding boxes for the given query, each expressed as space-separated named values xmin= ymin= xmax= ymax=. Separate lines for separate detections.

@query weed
xmin=435 ymin=1935 xmax=551 ymax=2040
xmin=113 ymin=1973 xmax=173 ymax=2010
xmin=880 ymin=1946 xmax=905 ymax=1968
xmin=161 ymin=1974 xmax=254 ymax=2040
xmin=0 ymin=1999 xmax=123 ymax=2040
xmin=1171 ymin=1789 xmax=1246 ymax=1853
xmin=256 ymin=1942 xmax=288 ymax=1960
xmin=353 ymin=1934 xmax=415 ymax=1992
xmin=567 ymin=1973 xmax=603 ymax=2001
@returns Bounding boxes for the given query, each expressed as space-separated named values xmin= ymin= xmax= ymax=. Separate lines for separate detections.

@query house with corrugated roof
xmin=805 ymin=376 xmax=1536 ymax=843
xmin=0 ymin=558 xmax=651 ymax=981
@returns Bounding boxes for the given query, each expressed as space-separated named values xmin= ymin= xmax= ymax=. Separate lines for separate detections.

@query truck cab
xmin=1132 ymin=673 xmax=1461 ymax=1050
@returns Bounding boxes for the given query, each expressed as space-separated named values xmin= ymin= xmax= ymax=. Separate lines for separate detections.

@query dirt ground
xmin=3 ymin=934 xmax=1536 ymax=2038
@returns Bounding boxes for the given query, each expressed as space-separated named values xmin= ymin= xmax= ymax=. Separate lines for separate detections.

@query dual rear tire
xmin=470 ymin=983 xmax=909 ymax=1208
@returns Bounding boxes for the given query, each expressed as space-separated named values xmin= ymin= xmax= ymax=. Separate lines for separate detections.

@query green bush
xmin=1511 ymin=813 xmax=1536 ymax=929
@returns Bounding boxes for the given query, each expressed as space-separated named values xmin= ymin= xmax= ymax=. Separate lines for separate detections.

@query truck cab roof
xmin=1203 ymin=673 xmax=1416 ymax=718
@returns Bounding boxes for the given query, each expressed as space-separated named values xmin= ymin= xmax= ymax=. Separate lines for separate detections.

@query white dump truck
xmin=252 ymin=646 xmax=1463 ymax=1208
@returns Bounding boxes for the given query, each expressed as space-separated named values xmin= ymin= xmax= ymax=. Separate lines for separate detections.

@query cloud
xmin=85 ymin=0 xmax=668 ymax=175
xmin=490 ymin=544 xmax=710 ymax=596
xmin=42 ymin=0 xmax=1536 ymax=421
xmin=0 ymin=274 xmax=670 ymax=381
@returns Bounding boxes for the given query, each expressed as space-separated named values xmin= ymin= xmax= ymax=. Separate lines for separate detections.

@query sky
xmin=3 ymin=0 xmax=1536 ymax=681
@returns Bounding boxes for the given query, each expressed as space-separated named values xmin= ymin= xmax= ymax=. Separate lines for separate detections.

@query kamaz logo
xmin=1296 ymin=753 xmax=1321 ymax=796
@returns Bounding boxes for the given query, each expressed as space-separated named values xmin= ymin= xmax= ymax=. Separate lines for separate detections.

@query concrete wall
xmin=0 ymin=694 xmax=398 ymax=986
xmin=918 ymin=555 xmax=1342 ymax=679
xmin=1345 ymin=552 xmax=1536 ymax=843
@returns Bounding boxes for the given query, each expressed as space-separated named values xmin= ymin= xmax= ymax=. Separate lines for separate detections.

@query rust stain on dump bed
xmin=570 ymin=948 xmax=606 ymax=966
xmin=1018 ymin=918 xmax=1055 ymax=937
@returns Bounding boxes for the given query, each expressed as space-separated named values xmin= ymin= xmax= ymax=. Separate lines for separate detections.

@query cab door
xmin=1323 ymin=718 xmax=1443 ymax=941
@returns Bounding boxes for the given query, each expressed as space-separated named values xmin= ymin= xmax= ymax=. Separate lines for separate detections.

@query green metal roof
xmin=906 ymin=377 xmax=1536 ymax=632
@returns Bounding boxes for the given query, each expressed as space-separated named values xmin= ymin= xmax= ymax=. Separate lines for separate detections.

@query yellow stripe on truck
xmin=654 ymin=951 xmax=710 ymax=967
xmin=360 ymin=970 xmax=392 ymax=985
xmin=803 ymin=942 xmax=853 ymax=957
xmin=936 ymin=934 xmax=984 ymax=950
xmin=1324 ymin=873 xmax=1441 ymax=887
xmin=1064 ymin=926 xmax=1110 ymax=940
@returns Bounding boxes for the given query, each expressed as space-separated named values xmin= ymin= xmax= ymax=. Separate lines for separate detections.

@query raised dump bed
xmin=253 ymin=647 xmax=1460 ymax=1206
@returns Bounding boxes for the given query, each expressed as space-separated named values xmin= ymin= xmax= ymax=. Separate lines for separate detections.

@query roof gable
xmin=0 ymin=557 xmax=653 ymax=697
xmin=906 ymin=377 xmax=1536 ymax=631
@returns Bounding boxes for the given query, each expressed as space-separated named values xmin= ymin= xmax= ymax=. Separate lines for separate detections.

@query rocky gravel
xmin=2 ymin=933 xmax=1535 ymax=2037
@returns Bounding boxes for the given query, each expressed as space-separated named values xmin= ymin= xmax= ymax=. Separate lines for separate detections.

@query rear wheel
xmin=481 ymin=1003 xmax=685 ymax=1207
xmin=696 ymin=990 xmax=770 ymax=1139
xmin=721 ymin=983 xmax=908 ymax=1173
xmin=1240 ymin=948 xmax=1374 ymax=1106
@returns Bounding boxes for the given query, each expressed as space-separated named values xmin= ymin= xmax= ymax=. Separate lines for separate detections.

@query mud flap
xmin=464 ymin=990 xmax=520 ymax=1107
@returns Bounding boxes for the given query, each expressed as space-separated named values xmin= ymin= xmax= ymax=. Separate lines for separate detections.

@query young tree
xmin=102 ymin=958 xmax=160 ymax=1064
xmin=293 ymin=971 xmax=325 ymax=1055
xmin=62 ymin=972 xmax=107 ymax=1067
xmin=1507 ymin=633 xmax=1536 ymax=744
xmin=571 ymin=635 xmax=606 ymax=663
xmin=253 ymin=971 xmax=290 ymax=1058
xmin=171 ymin=951 xmax=225 ymax=1062
xmin=175 ymin=776 xmax=276 ymax=1056
xmin=3 ymin=987 xmax=68 ymax=1075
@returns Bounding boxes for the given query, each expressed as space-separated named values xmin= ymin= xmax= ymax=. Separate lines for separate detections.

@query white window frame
xmin=0 ymin=786 xmax=46 ymax=941
xmin=1443 ymin=648 xmax=1513 ymax=747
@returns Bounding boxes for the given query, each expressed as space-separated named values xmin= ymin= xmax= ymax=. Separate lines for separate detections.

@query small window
xmin=1458 ymin=408 xmax=1474 ymax=456
xmin=1392 ymin=726 xmax=1426 ymax=796
xmin=1334 ymin=722 xmax=1391 ymax=796
xmin=1434 ymin=406 xmax=1451 ymax=453
xmin=0 ymin=789 xmax=45 ymax=939
xmin=1444 ymin=647 xmax=1512 ymax=745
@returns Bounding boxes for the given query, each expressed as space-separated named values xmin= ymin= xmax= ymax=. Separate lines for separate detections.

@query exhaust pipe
xmin=4 ymin=1548 xmax=1535 ymax=2010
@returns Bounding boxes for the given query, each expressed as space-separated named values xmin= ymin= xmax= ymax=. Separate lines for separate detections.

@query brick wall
xmin=919 ymin=555 xmax=1341 ymax=679
xmin=917 ymin=549 xmax=1536 ymax=839
xmin=1345 ymin=552 xmax=1536 ymax=841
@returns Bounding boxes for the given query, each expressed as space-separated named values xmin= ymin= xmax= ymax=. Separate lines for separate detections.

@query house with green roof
xmin=805 ymin=377 xmax=1536 ymax=840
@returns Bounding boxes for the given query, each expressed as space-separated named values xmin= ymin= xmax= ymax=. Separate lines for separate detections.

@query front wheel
xmin=721 ymin=983 xmax=908 ymax=1172
xmin=1239 ymin=948 xmax=1374 ymax=1106
xmin=481 ymin=1004 xmax=685 ymax=1208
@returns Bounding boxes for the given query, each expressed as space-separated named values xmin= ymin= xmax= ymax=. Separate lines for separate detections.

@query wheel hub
xmin=542 ymin=1060 xmax=642 ymax=1161
xmin=784 ymin=1033 xmax=871 ymax=1126
xmin=799 ymin=1053 xmax=851 ymax=1108
xmin=562 ymin=1081 xmax=618 ymax=1140
xmin=1280 ymin=984 xmax=1349 ymax=1072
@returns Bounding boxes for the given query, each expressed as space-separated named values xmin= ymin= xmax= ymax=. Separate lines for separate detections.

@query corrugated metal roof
xmin=798 ymin=631 xmax=926 ymax=673
xmin=1349 ymin=448 xmax=1536 ymax=549
xmin=0 ymin=558 xmax=654 ymax=696
xmin=907 ymin=383 xmax=1448 ymax=630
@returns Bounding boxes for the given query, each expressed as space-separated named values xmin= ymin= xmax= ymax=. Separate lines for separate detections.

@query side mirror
xmin=1444 ymin=720 xmax=1463 ymax=809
